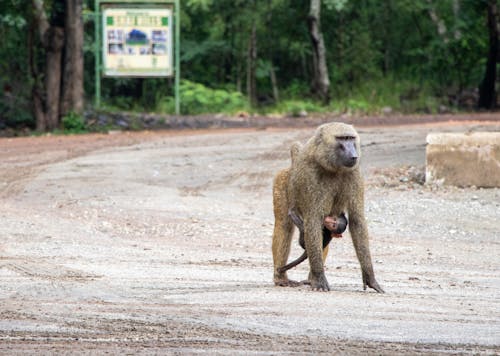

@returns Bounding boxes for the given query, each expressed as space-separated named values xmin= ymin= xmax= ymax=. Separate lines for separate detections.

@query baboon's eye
xmin=336 ymin=135 xmax=355 ymax=141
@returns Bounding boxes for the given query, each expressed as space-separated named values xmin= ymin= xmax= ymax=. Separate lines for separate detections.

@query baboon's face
xmin=314 ymin=123 xmax=361 ymax=171
xmin=333 ymin=135 xmax=359 ymax=168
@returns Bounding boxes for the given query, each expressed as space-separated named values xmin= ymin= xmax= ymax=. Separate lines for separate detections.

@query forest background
xmin=0 ymin=0 xmax=499 ymax=132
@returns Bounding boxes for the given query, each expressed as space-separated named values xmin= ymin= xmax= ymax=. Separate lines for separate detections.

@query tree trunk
xmin=32 ymin=0 xmax=84 ymax=131
xmin=247 ymin=22 xmax=257 ymax=106
xmin=308 ymin=0 xmax=330 ymax=104
xmin=33 ymin=0 xmax=49 ymax=44
xmin=426 ymin=0 xmax=449 ymax=43
xmin=265 ymin=1 xmax=278 ymax=103
xmin=383 ymin=0 xmax=392 ymax=74
xmin=60 ymin=0 xmax=84 ymax=116
xmin=236 ymin=59 xmax=242 ymax=93
xmin=45 ymin=26 xmax=65 ymax=130
xmin=32 ymin=0 xmax=66 ymax=131
xmin=270 ymin=64 xmax=279 ymax=102
xmin=478 ymin=1 xmax=499 ymax=109
xmin=29 ymin=21 xmax=46 ymax=131
xmin=32 ymin=0 xmax=49 ymax=130
xmin=33 ymin=88 xmax=46 ymax=131
xmin=452 ymin=0 xmax=462 ymax=40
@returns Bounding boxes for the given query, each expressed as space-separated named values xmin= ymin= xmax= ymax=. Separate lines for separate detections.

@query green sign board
xmin=102 ymin=7 xmax=173 ymax=76
xmin=95 ymin=0 xmax=180 ymax=113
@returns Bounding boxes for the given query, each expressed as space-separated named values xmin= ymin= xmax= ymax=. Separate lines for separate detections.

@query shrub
xmin=329 ymin=76 xmax=446 ymax=114
xmin=61 ymin=111 xmax=87 ymax=134
xmin=157 ymin=80 xmax=248 ymax=115
xmin=270 ymin=100 xmax=325 ymax=117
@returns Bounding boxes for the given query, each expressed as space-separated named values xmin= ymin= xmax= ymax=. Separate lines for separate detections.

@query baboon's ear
xmin=314 ymin=127 xmax=325 ymax=146
xmin=290 ymin=142 xmax=301 ymax=163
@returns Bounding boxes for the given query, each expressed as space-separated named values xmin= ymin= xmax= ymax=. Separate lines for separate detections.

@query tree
xmin=247 ymin=1 xmax=258 ymax=106
xmin=308 ymin=0 xmax=330 ymax=104
xmin=32 ymin=0 xmax=84 ymax=131
xmin=478 ymin=0 xmax=499 ymax=109
xmin=61 ymin=0 xmax=84 ymax=117
xmin=3 ymin=0 xmax=497 ymax=126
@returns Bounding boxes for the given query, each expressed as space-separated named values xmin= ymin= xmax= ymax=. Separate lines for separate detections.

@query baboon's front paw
xmin=365 ymin=279 xmax=384 ymax=293
xmin=310 ymin=274 xmax=330 ymax=291
xmin=362 ymin=272 xmax=385 ymax=293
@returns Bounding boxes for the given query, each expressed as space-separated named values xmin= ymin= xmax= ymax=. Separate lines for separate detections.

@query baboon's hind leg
xmin=272 ymin=219 xmax=297 ymax=286
xmin=272 ymin=169 xmax=298 ymax=286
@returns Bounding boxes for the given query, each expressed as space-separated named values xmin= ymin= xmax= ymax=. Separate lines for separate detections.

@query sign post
xmin=94 ymin=0 xmax=180 ymax=114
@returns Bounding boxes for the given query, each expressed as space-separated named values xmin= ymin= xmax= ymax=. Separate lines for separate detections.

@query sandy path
xmin=0 ymin=121 xmax=499 ymax=354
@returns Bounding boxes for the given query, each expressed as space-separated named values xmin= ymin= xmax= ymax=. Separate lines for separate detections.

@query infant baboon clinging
xmin=277 ymin=210 xmax=348 ymax=274
xmin=271 ymin=122 xmax=384 ymax=292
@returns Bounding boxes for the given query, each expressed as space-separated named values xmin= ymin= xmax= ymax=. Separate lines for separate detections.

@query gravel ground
xmin=0 ymin=119 xmax=499 ymax=354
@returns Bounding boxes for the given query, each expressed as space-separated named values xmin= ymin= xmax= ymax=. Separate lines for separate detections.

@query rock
xmin=114 ymin=114 xmax=130 ymax=128
xmin=438 ymin=105 xmax=450 ymax=114
xmin=97 ymin=113 xmax=111 ymax=126
xmin=381 ymin=106 xmax=393 ymax=115
xmin=426 ymin=132 xmax=500 ymax=187
xmin=407 ymin=166 xmax=425 ymax=184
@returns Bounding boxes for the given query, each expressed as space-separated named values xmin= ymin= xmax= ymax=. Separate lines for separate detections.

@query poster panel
xmin=102 ymin=7 xmax=173 ymax=76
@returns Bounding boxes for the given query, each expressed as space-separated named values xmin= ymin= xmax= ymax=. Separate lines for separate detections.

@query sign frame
xmin=94 ymin=0 xmax=180 ymax=114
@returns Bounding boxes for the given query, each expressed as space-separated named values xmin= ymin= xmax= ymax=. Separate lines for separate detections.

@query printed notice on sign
xmin=102 ymin=7 xmax=173 ymax=76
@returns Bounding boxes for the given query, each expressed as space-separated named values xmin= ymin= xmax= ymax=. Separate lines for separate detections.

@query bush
xmin=270 ymin=100 xmax=325 ymax=117
xmin=61 ymin=111 xmax=87 ymax=134
xmin=0 ymin=95 xmax=34 ymax=129
xmin=281 ymin=80 xmax=310 ymax=99
xmin=157 ymin=80 xmax=249 ymax=115
xmin=329 ymin=76 xmax=446 ymax=114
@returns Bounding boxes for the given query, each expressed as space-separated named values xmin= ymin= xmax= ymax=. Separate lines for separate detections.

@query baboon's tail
xmin=277 ymin=252 xmax=307 ymax=273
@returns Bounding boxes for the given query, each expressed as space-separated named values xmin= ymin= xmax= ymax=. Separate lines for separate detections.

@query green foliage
xmin=0 ymin=1 xmax=33 ymax=129
xmin=270 ymin=100 xmax=325 ymax=117
xmin=61 ymin=112 xmax=87 ymax=134
xmin=186 ymin=0 xmax=214 ymax=12
xmin=0 ymin=14 xmax=26 ymax=28
xmin=0 ymin=0 xmax=495 ymax=132
xmin=281 ymin=80 xmax=310 ymax=99
xmin=155 ymin=97 xmax=176 ymax=114
xmin=330 ymin=76 xmax=445 ymax=114
xmin=0 ymin=97 xmax=33 ymax=128
xmin=157 ymin=80 xmax=249 ymax=115
xmin=111 ymin=96 xmax=136 ymax=111
xmin=94 ymin=0 xmax=495 ymax=116
xmin=324 ymin=0 xmax=349 ymax=12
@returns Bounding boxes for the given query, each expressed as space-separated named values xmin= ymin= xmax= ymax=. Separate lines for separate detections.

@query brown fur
xmin=272 ymin=122 xmax=384 ymax=292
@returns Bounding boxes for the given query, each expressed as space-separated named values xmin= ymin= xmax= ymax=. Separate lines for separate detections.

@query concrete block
xmin=426 ymin=132 xmax=500 ymax=187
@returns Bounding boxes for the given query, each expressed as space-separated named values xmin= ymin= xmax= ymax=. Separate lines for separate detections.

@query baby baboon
xmin=272 ymin=122 xmax=384 ymax=292
xmin=277 ymin=210 xmax=348 ymax=274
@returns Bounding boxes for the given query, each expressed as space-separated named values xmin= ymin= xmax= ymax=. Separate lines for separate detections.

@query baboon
xmin=277 ymin=210 xmax=348 ymax=274
xmin=272 ymin=122 xmax=384 ymax=292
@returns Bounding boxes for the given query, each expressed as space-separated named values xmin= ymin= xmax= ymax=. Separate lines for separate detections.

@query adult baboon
xmin=272 ymin=122 xmax=384 ymax=292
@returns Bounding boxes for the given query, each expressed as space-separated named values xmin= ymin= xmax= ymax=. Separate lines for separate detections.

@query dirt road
xmin=0 ymin=120 xmax=499 ymax=354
